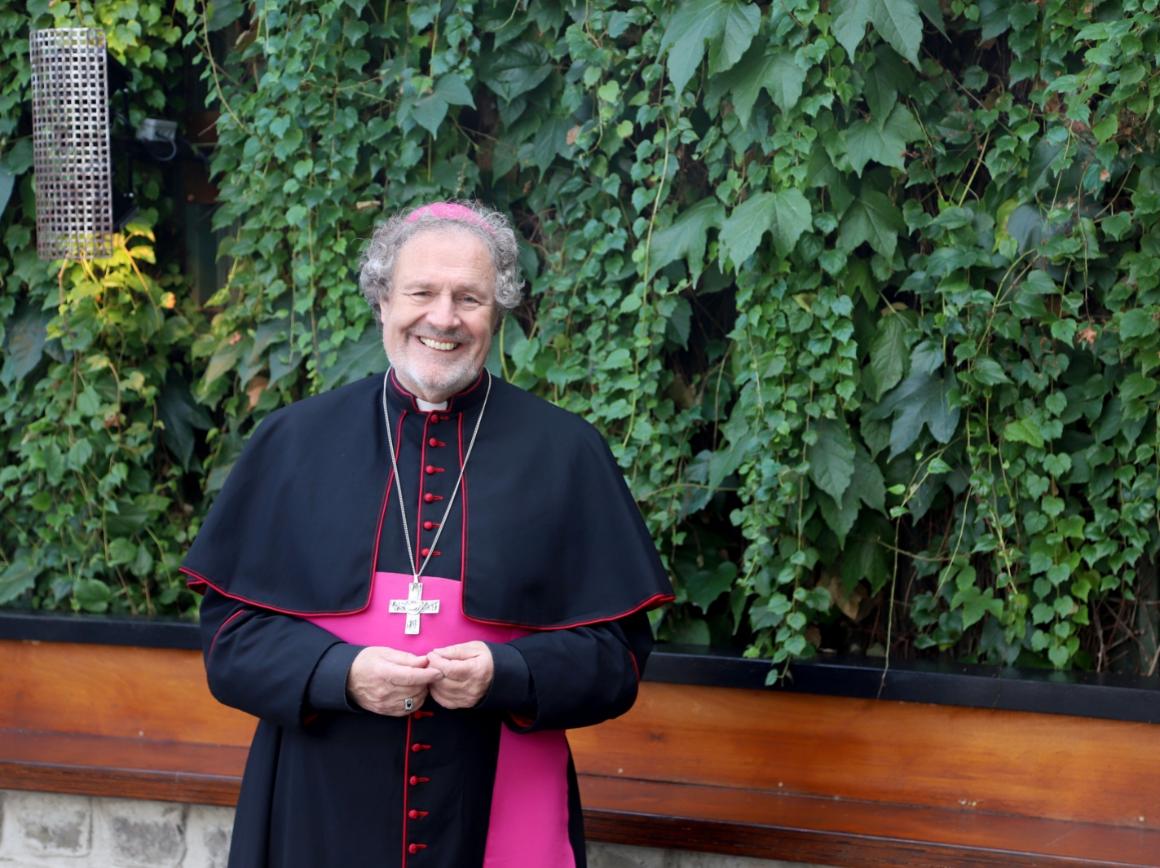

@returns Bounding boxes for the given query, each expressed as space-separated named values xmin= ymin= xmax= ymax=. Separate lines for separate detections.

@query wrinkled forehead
xmin=392 ymin=226 xmax=499 ymax=288
xmin=397 ymin=224 xmax=498 ymax=271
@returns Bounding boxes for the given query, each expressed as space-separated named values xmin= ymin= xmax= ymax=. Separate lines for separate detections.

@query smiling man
xmin=182 ymin=201 xmax=673 ymax=868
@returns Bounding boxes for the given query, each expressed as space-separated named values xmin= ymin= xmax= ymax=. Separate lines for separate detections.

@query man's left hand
xmin=427 ymin=641 xmax=494 ymax=709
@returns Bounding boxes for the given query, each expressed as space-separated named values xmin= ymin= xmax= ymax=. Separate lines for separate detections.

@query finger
xmin=427 ymin=654 xmax=472 ymax=680
xmin=376 ymin=647 xmax=430 ymax=667
xmin=428 ymin=642 xmax=483 ymax=660
xmin=391 ymin=666 xmax=444 ymax=687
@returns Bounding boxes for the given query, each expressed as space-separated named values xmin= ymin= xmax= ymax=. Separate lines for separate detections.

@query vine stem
xmin=623 ymin=117 xmax=671 ymax=451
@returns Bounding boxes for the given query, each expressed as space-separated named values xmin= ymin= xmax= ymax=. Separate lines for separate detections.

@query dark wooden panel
xmin=569 ymin=682 xmax=1160 ymax=829
xmin=3 ymin=732 xmax=1156 ymax=867
xmin=579 ymin=776 xmax=1160 ymax=866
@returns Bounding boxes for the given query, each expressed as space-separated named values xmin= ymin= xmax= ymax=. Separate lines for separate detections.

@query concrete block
xmin=587 ymin=842 xmax=670 ymax=868
xmin=2 ymin=791 xmax=91 ymax=858
xmin=183 ymin=805 xmax=232 ymax=868
xmin=94 ymin=798 xmax=186 ymax=868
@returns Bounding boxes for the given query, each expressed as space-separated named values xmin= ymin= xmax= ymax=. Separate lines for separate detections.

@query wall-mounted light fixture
xmin=29 ymin=27 xmax=113 ymax=260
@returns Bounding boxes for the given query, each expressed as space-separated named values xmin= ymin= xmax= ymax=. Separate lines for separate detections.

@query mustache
xmin=415 ymin=330 xmax=468 ymax=343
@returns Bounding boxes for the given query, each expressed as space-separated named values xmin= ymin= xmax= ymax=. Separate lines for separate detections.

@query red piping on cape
xmin=182 ymin=574 xmax=674 ymax=631
xmin=462 ymin=591 xmax=675 ymax=633
xmin=181 ymin=392 xmax=674 ymax=629
xmin=181 ymin=409 xmax=410 ymax=619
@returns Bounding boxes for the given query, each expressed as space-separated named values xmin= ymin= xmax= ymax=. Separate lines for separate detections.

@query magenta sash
xmin=307 ymin=572 xmax=575 ymax=868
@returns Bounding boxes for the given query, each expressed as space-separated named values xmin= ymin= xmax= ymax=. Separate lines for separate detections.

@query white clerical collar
xmin=416 ymin=398 xmax=449 ymax=412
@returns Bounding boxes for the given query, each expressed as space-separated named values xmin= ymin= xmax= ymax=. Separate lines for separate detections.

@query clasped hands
xmin=346 ymin=641 xmax=494 ymax=716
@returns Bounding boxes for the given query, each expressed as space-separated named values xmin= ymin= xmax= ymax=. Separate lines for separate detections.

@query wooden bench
xmin=1 ymin=628 xmax=1158 ymax=866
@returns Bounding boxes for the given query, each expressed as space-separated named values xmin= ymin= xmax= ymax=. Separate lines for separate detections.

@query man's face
xmin=380 ymin=228 xmax=497 ymax=403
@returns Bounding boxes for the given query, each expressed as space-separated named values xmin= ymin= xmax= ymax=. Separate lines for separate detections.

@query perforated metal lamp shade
xmin=29 ymin=28 xmax=114 ymax=260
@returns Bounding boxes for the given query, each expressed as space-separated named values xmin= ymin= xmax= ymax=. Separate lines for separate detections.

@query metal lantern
xmin=29 ymin=28 xmax=114 ymax=260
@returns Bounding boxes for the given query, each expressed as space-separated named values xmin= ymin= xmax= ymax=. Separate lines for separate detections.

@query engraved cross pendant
xmin=389 ymin=581 xmax=441 ymax=635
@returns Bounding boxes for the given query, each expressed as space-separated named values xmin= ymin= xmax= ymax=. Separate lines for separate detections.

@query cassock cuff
xmin=477 ymin=641 xmax=535 ymax=714
xmin=306 ymin=642 xmax=364 ymax=713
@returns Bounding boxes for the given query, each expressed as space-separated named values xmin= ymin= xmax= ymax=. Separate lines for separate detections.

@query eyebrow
xmin=400 ymin=280 xmax=494 ymax=297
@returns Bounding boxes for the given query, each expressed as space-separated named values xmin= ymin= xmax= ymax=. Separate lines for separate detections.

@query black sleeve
xmin=198 ymin=587 xmax=363 ymax=727
xmin=477 ymin=611 xmax=653 ymax=732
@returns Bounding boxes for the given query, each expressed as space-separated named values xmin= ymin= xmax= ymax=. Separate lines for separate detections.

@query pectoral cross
xmin=389 ymin=581 xmax=440 ymax=635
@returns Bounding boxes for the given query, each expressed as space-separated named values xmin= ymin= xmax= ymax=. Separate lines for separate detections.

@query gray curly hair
xmin=358 ymin=200 xmax=524 ymax=324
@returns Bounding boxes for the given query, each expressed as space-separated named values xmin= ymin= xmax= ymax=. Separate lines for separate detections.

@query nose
xmin=425 ymin=292 xmax=460 ymax=330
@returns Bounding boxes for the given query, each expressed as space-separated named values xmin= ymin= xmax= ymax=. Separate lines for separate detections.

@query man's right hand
xmin=346 ymin=647 xmax=444 ymax=716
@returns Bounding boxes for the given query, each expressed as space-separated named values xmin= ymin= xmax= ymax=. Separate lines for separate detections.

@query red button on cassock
xmin=408 ymin=809 xmax=429 ymax=819
xmin=408 ymin=843 xmax=427 ymax=854
xmin=428 ymin=437 xmax=440 ymax=447
xmin=423 ymin=520 xmax=436 ymax=531
xmin=420 ymin=547 xmax=430 ymax=557
xmin=409 ymin=775 xmax=430 ymax=786
xmin=410 ymin=742 xmax=432 ymax=752
xmin=423 ymin=493 xmax=442 ymax=503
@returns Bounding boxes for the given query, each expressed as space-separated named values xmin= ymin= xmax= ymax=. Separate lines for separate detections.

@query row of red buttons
xmin=405 ymin=708 xmax=436 ymax=859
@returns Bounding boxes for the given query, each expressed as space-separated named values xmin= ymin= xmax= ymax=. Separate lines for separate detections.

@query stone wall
xmin=0 ymin=790 xmax=823 ymax=868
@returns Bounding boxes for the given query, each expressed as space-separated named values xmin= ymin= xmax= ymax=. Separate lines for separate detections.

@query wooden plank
xmin=0 ymin=640 xmax=254 ymax=746
xmin=0 ymin=730 xmax=244 ymax=805
xmin=580 ymin=776 xmax=1160 ymax=867
xmin=568 ymin=682 xmax=1160 ymax=829
xmin=3 ymin=731 xmax=1156 ymax=867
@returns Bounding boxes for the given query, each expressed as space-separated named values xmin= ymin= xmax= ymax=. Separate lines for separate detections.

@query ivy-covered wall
xmin=2 ymin=0 xmax=1158 ymax=675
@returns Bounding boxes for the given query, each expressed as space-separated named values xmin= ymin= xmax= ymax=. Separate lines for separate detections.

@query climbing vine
xmin=2 ymin=0 xmax=1158 ymax=674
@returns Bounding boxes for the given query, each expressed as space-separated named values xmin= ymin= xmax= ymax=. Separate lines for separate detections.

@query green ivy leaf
xmin=724 ymin=48 xmax=808 ymax=124
xmin=684 ymin=560 xmax=738 ymax=612
xmin=1121 ymin=374 xmax=1156 ymax=404
xmin=1003 ymin=417 xmax=1045 ymax=449
xmin=867 ymin=312 xmax=909 ymax=401
xmin=868 ymin=370 xmax=960 ymax=459
xmin=74 ymin=578 xmax=112 ymax=613
xmin=660 ymin=0 xmax=760 ymax=93
xmin=0 ymin=165 xmax=14 ymax=222
xmin=478 ymin=41 xmax=552 ymax=103
xmin=707 ymin=2 xmax=760 ymax=74
xmin=158 ymin=372 xmax=213 ymax=469
xmin=952 ymin=585 xmax=1002 ymax=630
xmin=832 ymin=0 xmax=924 ymax=66
xmin=844 ymin=104 xmax=922 ymax=175
xmin=0 ymin=554 xmax=39 ymax=605
xmin=720 ymin=188 xmax=812 ymax=267
xmin=648 ymin=198 xmax=724 ymax=280
xmin=320 ymin=325 xmax=384 ymax=390
xmin=838 ymin=188 xmax=904 ymax=257
xmin=972 ymin=357 xmax=1011 ymax=386
xmin=1 ymin=303 xmax=52 ymax=385
xmin=808 ymin=418 xmax=856 ymax=501
xmin=1119 ymin=308 xmax=1156 ymax=341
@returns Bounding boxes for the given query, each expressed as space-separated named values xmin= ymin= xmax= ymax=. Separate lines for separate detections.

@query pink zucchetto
xmin=404 ymin=201 xmax=498 ymax=237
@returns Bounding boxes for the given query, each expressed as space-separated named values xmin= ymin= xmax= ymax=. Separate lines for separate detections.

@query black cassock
xmin=183 ymin=370 xmax=673 ymax=868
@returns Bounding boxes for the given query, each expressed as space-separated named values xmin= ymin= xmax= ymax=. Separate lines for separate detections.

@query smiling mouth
xmin=418 ymin=336 xmax=460 ymax=351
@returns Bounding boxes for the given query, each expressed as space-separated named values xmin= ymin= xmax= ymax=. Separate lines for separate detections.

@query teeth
xmin=419 ymin=337 xmax=457 ymax=351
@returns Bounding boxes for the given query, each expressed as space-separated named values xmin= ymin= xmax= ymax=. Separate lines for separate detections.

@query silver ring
xmin=403 ymin=696 xmax=415 ymax=713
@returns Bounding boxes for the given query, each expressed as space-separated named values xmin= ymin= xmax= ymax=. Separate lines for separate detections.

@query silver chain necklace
xmin=381 ymin=369 xmax=492 ymax=585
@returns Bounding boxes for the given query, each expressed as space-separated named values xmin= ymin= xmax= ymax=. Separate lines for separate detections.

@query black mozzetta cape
xmin=183 ymin=370 xmax=673 ymax=624
xmin=184 ymin=371 xmax=673 ymax=868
